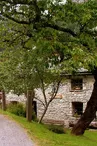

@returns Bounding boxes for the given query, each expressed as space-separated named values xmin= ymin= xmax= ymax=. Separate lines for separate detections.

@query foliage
xmin=7 ymin=102 xmax=37 ymax=121
xmin=44 ymin=124 xmax=65 ymax=134
xmin=7 ymin=103 xmax=26 ymax=117
xmin=32 ymin=110 xmax=38 ymax=122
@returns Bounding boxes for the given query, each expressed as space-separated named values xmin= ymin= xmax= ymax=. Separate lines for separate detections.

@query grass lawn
xmin=0 ymin=110 xmax=97 ymax=146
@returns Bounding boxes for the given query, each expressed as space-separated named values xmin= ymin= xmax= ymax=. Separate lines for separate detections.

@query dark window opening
xmin=32 ymin=101 xmax=37 ymax=116
xmin=72 ymin=102 xmax=83 ymax=116
xmin=71 ymin=78 xmax=83 ymax=90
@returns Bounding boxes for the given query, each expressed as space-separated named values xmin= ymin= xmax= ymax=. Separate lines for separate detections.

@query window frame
xmin=71 ymin=78 xmax=83 ymax=91
xmin=72 ymin=102 xmax=83 ymax=117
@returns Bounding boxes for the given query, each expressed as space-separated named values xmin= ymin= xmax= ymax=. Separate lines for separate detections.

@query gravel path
xmin=0 ymin=115 xmax=35 ymax=146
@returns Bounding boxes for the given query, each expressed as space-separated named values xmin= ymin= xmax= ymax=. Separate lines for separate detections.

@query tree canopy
xmin=0 ymin=0 xmax=97 ymax=73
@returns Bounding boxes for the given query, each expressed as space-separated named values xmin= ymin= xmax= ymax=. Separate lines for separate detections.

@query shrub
xmin=32 ymin=111 xmax=38 ymax=122
xmin=46 ymin=124 xmax=65 ymax=134
xmin=7 ymin=103 xmax=26 ymax=117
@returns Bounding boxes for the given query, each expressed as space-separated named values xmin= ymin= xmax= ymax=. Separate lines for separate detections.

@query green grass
xmin=0 ymin=110 xmax=97 ymax=146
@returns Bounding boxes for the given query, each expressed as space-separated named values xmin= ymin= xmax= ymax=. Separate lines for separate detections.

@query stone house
xmin=4 ymin=71 xmax=95 ymax=127
xmin=36 ymin=71 xmax=95 ymax=127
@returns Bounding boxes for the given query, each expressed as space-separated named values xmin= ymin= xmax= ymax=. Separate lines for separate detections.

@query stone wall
xmin=6 ymin=92 xmax=26 ymax=104
xmin=36 ymin=75 xmax=94 ymax=126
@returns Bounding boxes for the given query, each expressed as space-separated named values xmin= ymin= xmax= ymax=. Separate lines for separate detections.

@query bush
xmin=32 ymin=111 xmax=38 ymax=122
xmin=46 ymin=124 xmax=65 ymax=134
xmin=7 ymin=103 xmax=26 ymax=117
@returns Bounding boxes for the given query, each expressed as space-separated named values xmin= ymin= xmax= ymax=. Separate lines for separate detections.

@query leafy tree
xmin=0 ymin=41 xmax=62 ymax=122
xmin=0 ymin=0 xmax=97 ymax=134
xmin=0 ymin=17 xmax=63 ymax=121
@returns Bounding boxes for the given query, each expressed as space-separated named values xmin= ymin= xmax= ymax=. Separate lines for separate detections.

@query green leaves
xmin=0 ymin=0 xmax=97 ymax=94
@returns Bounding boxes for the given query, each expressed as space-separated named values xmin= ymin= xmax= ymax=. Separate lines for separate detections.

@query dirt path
xmin=0 ymin=115 xmax=35 ymax=146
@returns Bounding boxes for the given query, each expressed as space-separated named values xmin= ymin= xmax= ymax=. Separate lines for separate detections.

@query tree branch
xmin=36 ymin=68 xmax=48 ymax=106
xmin=34 ymin=97 xmax=46 ymax=108
xmin=48 ymin=79 xmax=62 ymax=104
xmin=0 ymin=0 xmax=34 ymax=5
xmin=44 ymin=23 xmax=77 ymax=37
xmin=33 ymin=0 xmax=41 ymax=22
xmin=2 ymin=13 xmax=29 ymax=24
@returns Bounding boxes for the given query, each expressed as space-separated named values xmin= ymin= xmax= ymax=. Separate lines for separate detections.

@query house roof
xmin=61 ymin=68 xmax=92 ymax=77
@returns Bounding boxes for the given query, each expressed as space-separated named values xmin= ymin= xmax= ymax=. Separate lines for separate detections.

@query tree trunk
xmin=2 ymin=91 xmax=6 ymax=111
xmin=39 ymin=104 xmax=49 ymax=123
xmin=71 ymin=68 xmax=97 ymax=135
xmin=26 ymin=90 xmax=34 ymax=122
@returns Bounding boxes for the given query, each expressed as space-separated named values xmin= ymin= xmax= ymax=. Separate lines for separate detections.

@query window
xmin=72 ymin=102 xmax=83 ymax=116
xmin=71 ymin=78 xmax=83 ymax=91
xmin=32 ymin=101 xmax=37 ymax=116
